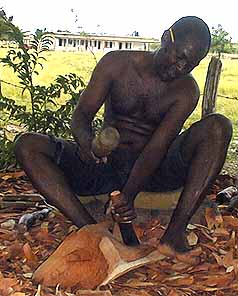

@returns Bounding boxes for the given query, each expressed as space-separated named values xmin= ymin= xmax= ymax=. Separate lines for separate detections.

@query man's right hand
xmin=110 ymin=191 xmax=137 ymax=223
xmin=76 ymin=147 xmax=107 ymax=164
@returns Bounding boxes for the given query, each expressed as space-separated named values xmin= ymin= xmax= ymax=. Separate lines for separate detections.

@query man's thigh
xmin=145 ymin=130 xmax=190 ymax=192
xmin=49 ymin=136 xmax=120 ymax=196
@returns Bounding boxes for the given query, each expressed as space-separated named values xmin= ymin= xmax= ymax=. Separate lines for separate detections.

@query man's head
xmin=155 ymin=16 xmax=211 ymax=81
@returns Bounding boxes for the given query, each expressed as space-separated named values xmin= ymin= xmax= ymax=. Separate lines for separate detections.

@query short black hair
xmin=171 ymin=16 xmax=211 ymax=59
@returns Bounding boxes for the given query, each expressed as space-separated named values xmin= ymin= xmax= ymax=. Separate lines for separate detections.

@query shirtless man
xmin=14 ymin=16 xmax=232 ymax=254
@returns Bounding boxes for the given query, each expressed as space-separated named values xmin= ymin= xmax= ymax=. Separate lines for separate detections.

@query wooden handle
xmin=110 ymin=190 xmax=121 ymax=203
xmin=110 ymin=191 xmax=132 ymax=224
xmin=92 ymin=127 xmax=120 ymax=158
xmin=110 ymin=191 xmax=139 ymax=246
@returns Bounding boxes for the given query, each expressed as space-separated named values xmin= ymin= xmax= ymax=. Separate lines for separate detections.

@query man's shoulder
xmin=174 ymin=74 xmax=200 ymax=98
xmin=97 ymin=50 xmax=144 ymax=78
xmin=170 ymin=74 xmax=200 ymax=110
xmin=99 ymin=50 xmax=145 ymax=67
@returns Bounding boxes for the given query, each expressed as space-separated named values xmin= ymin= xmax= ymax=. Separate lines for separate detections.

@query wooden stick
xmin=0 ymin=200 xmax=39 ymax=210
xmin=1 ymin=193 xmax=44 ymax=202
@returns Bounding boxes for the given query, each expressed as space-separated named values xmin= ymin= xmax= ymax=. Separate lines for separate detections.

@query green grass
xmin=1 ymin=48 xmax=238 ymax=172
xmin=0 ymin=49 xmax=103 ymax=106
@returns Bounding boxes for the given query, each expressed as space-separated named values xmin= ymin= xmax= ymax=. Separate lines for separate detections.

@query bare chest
xmin=109 ymin=71 xmax=174 ymax=124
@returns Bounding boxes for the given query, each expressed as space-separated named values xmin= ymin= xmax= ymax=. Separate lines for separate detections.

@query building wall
xmin=53 ymin=35 xmax=156 ymax=52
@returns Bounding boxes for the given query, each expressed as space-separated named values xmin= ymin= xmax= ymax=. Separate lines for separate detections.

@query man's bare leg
xmin=14 ymin=133 xmax=96 ymax=228
xmin=160 ymin=114 xmax=232 ymax=253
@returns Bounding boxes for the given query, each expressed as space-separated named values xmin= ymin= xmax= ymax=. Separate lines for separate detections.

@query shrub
xmin=0 ymin=18 xmax=102 ymax=170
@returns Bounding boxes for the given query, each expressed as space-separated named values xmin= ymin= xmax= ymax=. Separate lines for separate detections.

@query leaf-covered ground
xmin=1 ymin=171 xmax=238 ymax=296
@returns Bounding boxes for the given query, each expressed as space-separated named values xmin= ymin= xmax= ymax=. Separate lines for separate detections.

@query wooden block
xmin=33 ymin=221 xmax=165 ymax=290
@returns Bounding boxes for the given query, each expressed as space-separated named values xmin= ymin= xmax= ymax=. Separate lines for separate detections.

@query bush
xmin=0 ymin=18 xmax=102 ymax=170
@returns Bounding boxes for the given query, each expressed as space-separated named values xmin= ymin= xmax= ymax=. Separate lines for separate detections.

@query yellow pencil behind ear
xmin=169 ymin=28 xmax=175 ymax=43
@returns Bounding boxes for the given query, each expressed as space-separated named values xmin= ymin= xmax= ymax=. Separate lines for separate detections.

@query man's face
xmin=155 ymin=38 xmax=202 ymax=82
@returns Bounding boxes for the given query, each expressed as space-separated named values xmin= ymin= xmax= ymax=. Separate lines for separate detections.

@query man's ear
xmin=161 ymin=30 xmax=170 ymax=44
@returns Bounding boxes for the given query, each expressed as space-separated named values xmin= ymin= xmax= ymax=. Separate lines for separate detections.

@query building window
xmin=105 ymin=41 xmax=108 ymax=48
xmin=59 ymin=38 xmax=62 ymax=46
xmin=110 ymin=41 xmax=113 ymax=48
xmin=94 ymin=40 xmax=97 ymax=47
xmin=68 ymin=39 xmax=73 ymax=45
xmin=80 ymin=40 xmax=84 ymax=45
xmin=125 ymin=42 xmax=132 ymax=49
xmin=73 ymin=40 xmax=76 ymax=47
xmin=63 ymin=39 xmax=66 ymax=46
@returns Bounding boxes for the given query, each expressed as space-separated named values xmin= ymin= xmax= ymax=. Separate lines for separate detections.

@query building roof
xmin=53 ymin=31 xmax=159 ymax=43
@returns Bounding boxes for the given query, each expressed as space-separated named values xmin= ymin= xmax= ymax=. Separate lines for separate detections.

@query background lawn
xmin=0 ymin=49 xmax=237 ymax=174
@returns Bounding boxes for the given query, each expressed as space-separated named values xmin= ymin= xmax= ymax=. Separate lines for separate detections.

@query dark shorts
xmin=50 ymin=131 xmax=190 ymax=196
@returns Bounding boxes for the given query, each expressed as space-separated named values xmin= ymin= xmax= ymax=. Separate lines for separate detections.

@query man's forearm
xmin=122 ymin=140 xmax=171 ymax=200
xmin=71 ymin=110 xmax=94 ymax=151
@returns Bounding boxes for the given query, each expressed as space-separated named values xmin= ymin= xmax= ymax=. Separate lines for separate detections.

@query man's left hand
xmin=109 ymin=192 xmax=137 ymax=223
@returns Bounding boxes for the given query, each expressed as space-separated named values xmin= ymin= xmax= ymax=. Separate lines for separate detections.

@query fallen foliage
xmin=1 ymin=171 xmax=238 ymax=295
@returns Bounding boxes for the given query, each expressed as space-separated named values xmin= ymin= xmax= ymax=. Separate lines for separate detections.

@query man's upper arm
xmin=74 ymin=52 xmax=116 ymax=121
xmin=145 ymin=78 xmax=200 ymax=154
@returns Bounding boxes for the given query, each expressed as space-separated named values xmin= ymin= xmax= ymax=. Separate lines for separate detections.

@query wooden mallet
xmin=91 ymin=127 xmax=120 ymax=158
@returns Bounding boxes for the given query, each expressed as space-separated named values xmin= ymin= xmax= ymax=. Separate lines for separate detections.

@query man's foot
xmin=158 ymin=233 xmax=202 ymax=265
xmin=157 ymin=243 xmax=201 ymax=264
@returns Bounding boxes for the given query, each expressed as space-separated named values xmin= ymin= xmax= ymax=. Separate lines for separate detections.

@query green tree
xmin=211 ymin=24 xmax=233 ymax=57
xmin=0 ymin=8 xmax=14 ymax=40
xmin=35 ymin=28 xmax=48 ymax=39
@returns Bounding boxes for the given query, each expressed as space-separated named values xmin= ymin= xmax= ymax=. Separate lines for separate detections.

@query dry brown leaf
xmin=223 ymin=216 xmax=238 ymax=227
xmin=23 ymin=242 xmax=38 ymax=262
xmin=0 ymin=277 xmax=18 ymax=296
xmin=223 ymin=250 xmax=234 ymax=268
xmin=165 ymin=275 xmax=194 ymax=286
xmin=125 ymin=279 xmax=156 ymax=288
xmin=205 ymin=208 xmax=216 ymax=229
xmin=212 ymin=253 xmax=224 ymax=266
xmin=187 ymin=231 xmax=198 ymax=246
xmin=205 ymin=208 xmax=223 ymax=229
xmin=34 ymin=285 xmax=42 ymax=296
xmin=171 ymin=262 xmax=191 ymax=272
xmin=213 ymin=227 xmax=230 ymax=237
xmin=200 ymin=273 xmax=233 ymax=287
xmin=200 ymin=228 xmax=216 ymax=243
xmin=226 ymin=266 xmax=234 ymax=273
xmin=11 ymin=293 xmax=26 ymax=296
xmin=112 ymin=288 xmax=151 ymax=296
xmin=168 ymin=290 xmax=181 ymax=296
xmin=76 ymin=290 xmax=112 ymax=295
xmin=189 ymin=262 xmax=210 ymax=273
xmin=8 ymin=241 xmax=24 ymax=259
xmin=35 ymin=226 xmax=54 ymax=243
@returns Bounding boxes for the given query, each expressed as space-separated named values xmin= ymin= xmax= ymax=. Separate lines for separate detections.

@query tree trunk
xmin=202 ymin=56 xmax=222 ymax=118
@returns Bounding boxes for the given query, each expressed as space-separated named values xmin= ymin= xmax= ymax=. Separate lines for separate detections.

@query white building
xmin=51 ymin=32 xmax=159 ymax=52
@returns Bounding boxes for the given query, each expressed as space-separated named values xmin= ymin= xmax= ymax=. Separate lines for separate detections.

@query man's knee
xmin=202 ymin=113 xmax=233 ymax=143
xmin=14 ymin=132 xmax=41 ymax=161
